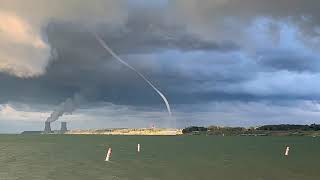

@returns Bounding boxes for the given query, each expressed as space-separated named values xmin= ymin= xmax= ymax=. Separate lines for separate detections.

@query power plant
xmin=41 ymin=121 xmax=68 ymax=134
xmin=44 ymin=122 xmax=52 ymax=133
xmin=60 ymin=122 xmax=67 ymax=133
xmin=21 ymin=121 xmax=69 ymax=134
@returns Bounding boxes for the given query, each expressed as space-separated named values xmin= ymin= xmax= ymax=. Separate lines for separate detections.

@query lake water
xmin=0 ymin=135 xmax=319 ymax=180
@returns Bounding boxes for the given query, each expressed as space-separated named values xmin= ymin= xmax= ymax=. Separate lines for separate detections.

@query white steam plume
xmin=94 ymin=33 xmax=172 ymax=117
xmin=46 ymin=93 xmax=82 ymax=123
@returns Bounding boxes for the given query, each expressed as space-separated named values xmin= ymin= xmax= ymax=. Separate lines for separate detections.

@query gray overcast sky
xmin=1 ymin=0 xmax=320 ymax=133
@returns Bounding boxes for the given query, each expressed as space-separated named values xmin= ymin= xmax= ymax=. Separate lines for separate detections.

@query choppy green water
xmin=0 ymin=135 xmax=319 ymax=180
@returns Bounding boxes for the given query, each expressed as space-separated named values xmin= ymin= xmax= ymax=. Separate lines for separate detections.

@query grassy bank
xmin=66 ymin=128 xmax=183 ymax=136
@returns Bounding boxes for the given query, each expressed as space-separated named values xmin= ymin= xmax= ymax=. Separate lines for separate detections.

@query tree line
xmin=182 ymin=124 xmax=320 ymax=135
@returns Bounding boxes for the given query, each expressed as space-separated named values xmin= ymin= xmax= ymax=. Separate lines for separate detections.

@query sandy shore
xmin=65 ymin=128 xmax=183 ymax=136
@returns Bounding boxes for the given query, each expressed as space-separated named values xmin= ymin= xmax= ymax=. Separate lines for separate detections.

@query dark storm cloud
xmin=1 ymin=14 xmax=320 ymax=108
xmin=168 ymin=0 xmax=320 ymax=47
xmin=257 ymin=49 xmax=320 ymax=72
xmin=46 ymin=9 xmax=238 ymax=56
xmin=21 ymin=7 xmax=240 ymax=103
xmin=171 ymin=0 xmax=320 ymax=25
xmin=245 ymin=17 xmax=320 ymax=73
xmin=0 ymin=9 xmax=238 ymax=108
xmin=2 ymin=0 xmax=320 ymax=131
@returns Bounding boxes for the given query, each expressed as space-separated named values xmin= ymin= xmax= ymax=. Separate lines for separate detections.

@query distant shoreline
xmin=182 ymin=124 xmax=320 ymax=136
xmin=65 ymin=128 xmax=183 ymax=136
xmin=20 ymin=124 xmax=320 ymax=136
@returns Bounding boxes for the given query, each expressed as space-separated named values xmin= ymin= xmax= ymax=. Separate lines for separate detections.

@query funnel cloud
xmin=94 ymin=33 xmax=172 ymax=117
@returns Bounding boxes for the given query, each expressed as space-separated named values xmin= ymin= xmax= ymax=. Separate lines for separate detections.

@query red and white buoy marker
xmin=137 ymin=144 xmax=141 ymax=152
xmin=105 ymin=148 xmax=112 ymax=161
xmin=284 ymin=146 xmax=290 ymax=156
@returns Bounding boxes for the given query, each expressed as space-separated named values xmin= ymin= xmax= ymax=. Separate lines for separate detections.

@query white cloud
xmin=0 ymin=11 xmax=50 ymax=77
xmin=0 ymin=104 xmax=49 ymax=121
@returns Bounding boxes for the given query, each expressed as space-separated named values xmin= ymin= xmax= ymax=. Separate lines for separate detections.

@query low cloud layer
xmin=2 ymin=100 xmax=320 ymax=133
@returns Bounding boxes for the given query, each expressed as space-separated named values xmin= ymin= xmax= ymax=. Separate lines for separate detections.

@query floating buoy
xmin=284 ymin=146 xmax=290 ymax=156
xmin=137 ymin=144 xmax=141 ymax=152
xmin=105 ymin=148 xmax=112 ymax=161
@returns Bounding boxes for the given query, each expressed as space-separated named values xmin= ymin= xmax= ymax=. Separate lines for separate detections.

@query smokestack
xmin=44 ymin=122 xmax=52 ymax=133
xmin=60 ymin=122 xmax=67 ymax=133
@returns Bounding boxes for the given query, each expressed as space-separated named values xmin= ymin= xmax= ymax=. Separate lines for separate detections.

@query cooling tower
xmin=44 ymin=122 xmax=52 ymax=133
xmin=60 ymin=122 xmax=67 ymax=133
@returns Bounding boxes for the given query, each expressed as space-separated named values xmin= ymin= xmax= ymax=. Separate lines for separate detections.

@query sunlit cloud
xmin=0 ymin=11 xmax=50 ymax=77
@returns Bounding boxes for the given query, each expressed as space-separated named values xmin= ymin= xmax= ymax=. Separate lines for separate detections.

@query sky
xmin=1 ymin=0 xmax=320 ymax=133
